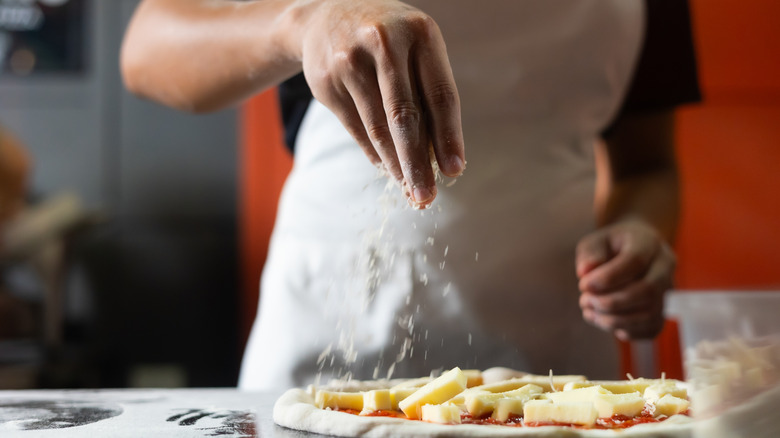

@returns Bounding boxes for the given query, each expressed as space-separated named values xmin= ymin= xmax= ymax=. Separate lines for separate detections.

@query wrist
xmin=273 ymin=0 xmax=321 ymax=63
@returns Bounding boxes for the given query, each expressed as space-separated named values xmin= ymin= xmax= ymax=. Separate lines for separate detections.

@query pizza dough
xmin=272 ymin=368 xmax=695 ymax=437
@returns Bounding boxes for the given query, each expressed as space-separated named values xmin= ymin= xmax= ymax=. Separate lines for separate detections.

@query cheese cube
xmin=463 ymin=369 xmax=484 ymax=388
xmin=653 ymin=394 xmax=690 ymax=417
xmin=564 ymin=379 xmax=654 ymax=394
xmin=421 ymin=404 xmax=462 ymax=424
xmin=390 ymin=387 xmax=418 ymax=410
xmin=447 ymin=378 xmax=528 ymax=406
xmin=466 ymin=378 xmax=533 ymax=394
xmin=523 ymin=399 xmax=598 ymax=426
xmin=544 ymin=385 xmax=611 ymax=404
xmin=362 ymin=389 xmax=391 ymax=412
xmin=519 ymin=374 xmax=587 ymax=392
xmin=491 ymin=398 xmax=527 ymax=422
xmin=315 ymin=390 xmax=363 ymax=411
xmin=644 ymin=382 xmax=687 ymax=402
xmin=398 ymin=367 xmax=467 ymax=419
xmin=592 ymin=392 xmax=646 ymax=418
xmin=465 ymin=384 xmax=542 ymax=417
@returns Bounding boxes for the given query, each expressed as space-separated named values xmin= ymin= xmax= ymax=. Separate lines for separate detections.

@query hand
xmin=575 ymin=220 xmax=676 ymax=340
xmin=297 ymin=0 xmax=465 ymax=208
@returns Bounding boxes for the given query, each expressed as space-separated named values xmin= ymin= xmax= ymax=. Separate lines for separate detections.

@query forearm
xmin=121 ymin=0 xmax=309 ymax=112
xmin=595 ymin=110 xmax=680 ymax=242
xmin=597 ymin=163 xmax=679 ymax=243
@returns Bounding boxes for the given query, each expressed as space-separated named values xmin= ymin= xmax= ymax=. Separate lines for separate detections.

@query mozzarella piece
xmin=644 ymin=381 xmax=687 ymax=402
xmin=421 ymin=404 xmax=462 ymax=424
xmin=523 ymin=399 xmax=598 ymax=426
xmin=465 ymin=377 xmax=533 ymax=394
xmin=398 ymin=367 xmax=468 ymax=419
xmin=592 ymin=392 xmax=646 ymax=418
xmin=361 ymin=389 xmax=391 ymax=413
xmin=544 ymin=385 xmax=611 ymax=403
xmin=519 ymin=374 xmax=587 ymax=392
xmin=389 ymin=387 xmax=418 ymax=410
xmin=463 ymin=369 xmax=484 ymax=388
xmin=564 ymin=379 xmax=654 ymax=394
xmin=315 ymin=390 xmax=363 ymax=411
xmin=465 ymin=384 xmax=543 ymax=417
xmin=653 ymin=394 xmax=690 ymax=417
xmin=491 ymin=397 xmax=526 ymax=422
xmin=488 ymin=386 xmax=544 ymax=422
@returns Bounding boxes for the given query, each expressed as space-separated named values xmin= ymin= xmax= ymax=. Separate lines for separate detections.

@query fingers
xmin=413 ymin=21 xmax=465 ymax=178
xmin=301 ymin=5 xmax=463 ymax=208
xmin=373 ymin=37 xmax=436 ymax=206
xmin=581 ymin=242 xmax=675 ymax=313
xmin=577 ymin=224 xmax=676 ymax=340
xmin=339 ymin=55 xmax=406 ymax=183
xmin=577 ymin=229 xmax=657 ymax=294
xmin=575 ymin=231 xmax=613 ymax=278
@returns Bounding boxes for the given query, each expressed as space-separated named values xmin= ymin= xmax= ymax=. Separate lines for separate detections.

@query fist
xmin=575 ymin=220 xmax=676 ymax=340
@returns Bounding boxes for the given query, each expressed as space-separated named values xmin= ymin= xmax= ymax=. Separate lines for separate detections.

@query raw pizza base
xmin=273 ymin=387 xmax=694 ymax=438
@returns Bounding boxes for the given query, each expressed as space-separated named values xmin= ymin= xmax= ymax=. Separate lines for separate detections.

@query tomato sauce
xmin=336 ymin=407 xmax=688 ymax=429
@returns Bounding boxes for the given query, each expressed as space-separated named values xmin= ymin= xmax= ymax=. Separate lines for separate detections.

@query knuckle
xmin=365 ymin=123 xmax=393 ymax=147
xmin=332 ymin=46 xmax=364 ymax=73
xmin=424 ymin=81 xmax=459 ymax=109
xmin=360 ymin=12 xmax=438 ymax=53
xmin=359 ymin=21 xmax=392 ymax=54
xmin=405 ymin=12 xmax=438 ymax=38
xmin=386 ymin=101 xmax=421 ymax=129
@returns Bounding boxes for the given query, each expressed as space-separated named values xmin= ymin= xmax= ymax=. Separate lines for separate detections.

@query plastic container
xmin=666 ymin=291 xmax=780 ymax=437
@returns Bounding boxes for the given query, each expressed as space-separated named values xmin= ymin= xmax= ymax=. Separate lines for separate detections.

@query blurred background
xmin=0 ymin=0 xmax=778 ymax=390
xmin=0 ymin=0 xmax=240 ymax=389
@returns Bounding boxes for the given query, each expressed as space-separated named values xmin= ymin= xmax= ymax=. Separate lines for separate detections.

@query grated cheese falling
xmin=549 ymin=369 xmax=559 ymax=392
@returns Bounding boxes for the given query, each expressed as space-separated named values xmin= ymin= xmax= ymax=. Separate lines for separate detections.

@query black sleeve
xmin=605 ymin=0 xmax=702 ymax=134
xmin=277 ymin=73 xmax=313 ymax=154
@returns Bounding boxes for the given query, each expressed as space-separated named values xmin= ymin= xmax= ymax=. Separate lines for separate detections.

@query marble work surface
xmin=0 ymin=388 xmax=322 ymax=437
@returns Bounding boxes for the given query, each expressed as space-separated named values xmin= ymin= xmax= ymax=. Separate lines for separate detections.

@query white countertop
xmin=0 ymin=388 xmax=317 ymax=437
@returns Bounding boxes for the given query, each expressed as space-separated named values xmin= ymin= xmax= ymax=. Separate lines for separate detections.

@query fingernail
xmin=413 ymin=186 xmax=434 ymax=205
xmin=442 ymin=155 xmax=465 ymax=176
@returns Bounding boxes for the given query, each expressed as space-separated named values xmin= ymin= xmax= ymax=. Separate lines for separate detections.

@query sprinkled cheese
xmin=398 ymin=368 xmax=468 ymax=420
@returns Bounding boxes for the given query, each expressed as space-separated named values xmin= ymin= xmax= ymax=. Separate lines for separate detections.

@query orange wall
xmin=674 ymin=0 xmax=780 ymax=289
xmin=656 ymin=0 xmax=780 ymax=379
xmin=238 ymin=89 xmax=292 ymax=351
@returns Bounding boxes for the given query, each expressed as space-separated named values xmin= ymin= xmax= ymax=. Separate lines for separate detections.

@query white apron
xmin=240 ymin=0 xmax=644 ymax=390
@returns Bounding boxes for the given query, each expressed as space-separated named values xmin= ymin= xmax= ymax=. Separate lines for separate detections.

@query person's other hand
xmin=575 ymin=220 xmax=676 ymax=340
xmin=297 ymin=0 xmax=465 ymax=208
